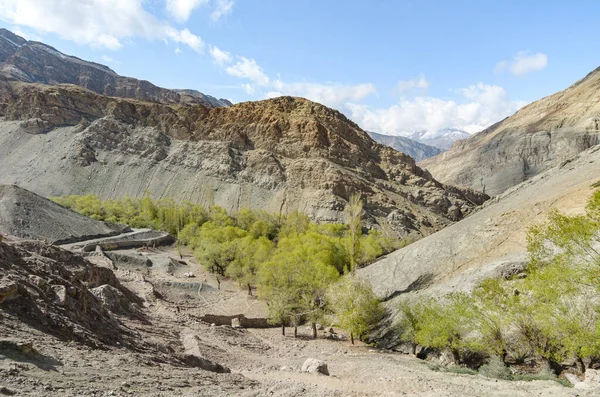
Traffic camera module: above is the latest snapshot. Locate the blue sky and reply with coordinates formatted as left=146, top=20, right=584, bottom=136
left=1, top=0, right=599, bottom=135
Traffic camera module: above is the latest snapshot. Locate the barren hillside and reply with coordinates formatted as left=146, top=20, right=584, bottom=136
left=420, top=66, right=600, bottom=196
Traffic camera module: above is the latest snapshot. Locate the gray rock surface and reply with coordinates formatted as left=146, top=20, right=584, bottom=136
left=0, top=185, right=129, bottom=244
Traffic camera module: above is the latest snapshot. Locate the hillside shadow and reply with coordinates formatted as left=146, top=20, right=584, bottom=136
left=381, top=272, right=435, bottom=303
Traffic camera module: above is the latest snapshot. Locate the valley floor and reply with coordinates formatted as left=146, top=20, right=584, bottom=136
left=0, top=244, right=588, bottom=397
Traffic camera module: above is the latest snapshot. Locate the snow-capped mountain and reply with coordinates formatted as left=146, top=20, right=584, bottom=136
left=407, top=128, right=471, bottom=150
left=367, top=131, right=441, bottom=161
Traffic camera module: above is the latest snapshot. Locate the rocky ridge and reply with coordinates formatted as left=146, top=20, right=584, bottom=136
left=0, top=79, right=487, bottom=237
left=420, top=67, right=600, bottom=196
left=367, top=131, right=442, bottom=161
left=0, top=28, right=229, bottom=108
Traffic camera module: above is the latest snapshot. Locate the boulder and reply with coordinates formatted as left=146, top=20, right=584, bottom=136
left=301, top=358, right=329, bottom=376
left=28, top=275, right=47, bottom=287
left=584, top=368, right=600, bottom=388
left=564, top=373, right=580, bottom=385
left=231, top=317, right=241, bottom=328
left=50, top=285, right=67, bottom=306
left=0, top=279, right=18, bottom=303
left=90, top=284, right=132, bottom=315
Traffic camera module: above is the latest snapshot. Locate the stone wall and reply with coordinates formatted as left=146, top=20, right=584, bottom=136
left=199, top=314, right=271, bottom=328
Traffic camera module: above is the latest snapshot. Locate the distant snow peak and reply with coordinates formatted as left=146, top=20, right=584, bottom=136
left=406, top=128, right=471, bottom=150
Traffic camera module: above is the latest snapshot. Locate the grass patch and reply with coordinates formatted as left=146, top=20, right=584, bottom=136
left=427, top=363, right=477, bottom=376
left=512, top=374, right=572, bottom=388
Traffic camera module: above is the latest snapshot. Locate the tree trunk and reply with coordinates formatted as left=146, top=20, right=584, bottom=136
left=216, top=277, right=221, bottom=290
left=247, top=284, right=252, bottom=296
left=350, top=332, right=355, bottom=345
left=411, top=343, right=417, bottom=355
left=576, top=356, right=586, bottom=374
left=294, top=323, right=298, bottom=338
left=312, top=322, right=317, bottom=339
left=281, top=323, right=285, bottom=336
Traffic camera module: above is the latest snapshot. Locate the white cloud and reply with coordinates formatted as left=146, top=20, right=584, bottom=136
left=175, top=47, right=182, bottom=54
left=495, top=51, right=548, bottom=76
left=270, top=80, right=376, bottom=108
left=100, top=55, right=120, bottom=64
left=347, top=83, right=527, bottom=135
left=0, top=0, right=204, bottom=52
left=397, top=74, right=430, bottom=92
left=209, top=45, right=232, bottom=65
left=166, top=0, right=208, bottom=23
left=225, top=57, right=269, bottom=85
left=165, top=27, right=204, bottom=53
left=211, top=0, right=234, bottom=21
left=242, top=83, right=255, bottom=95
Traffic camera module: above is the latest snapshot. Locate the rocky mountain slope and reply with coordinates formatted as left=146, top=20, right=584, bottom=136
left=367, top=131, right=441, bottom=161
left=0, top=28, right=230, bottom=108
left=0, top=78, right=487, bottom=238
left=420, top=67, right=600, bottom=196
left=359, top=144, right=600, bottom=302
left=0, top=184, right=129, bottom=244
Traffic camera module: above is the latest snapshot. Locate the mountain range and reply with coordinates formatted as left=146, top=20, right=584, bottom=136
left=367, top=131, right=442, bottom=161
left=0, top=29, right=487, bottom=239
left=0, top=28, right=231, bottom=108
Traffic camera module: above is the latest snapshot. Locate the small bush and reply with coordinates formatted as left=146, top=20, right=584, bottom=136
left=478, top=356, right=512, bottom=380
left=513, top=373, right=571, bottom=387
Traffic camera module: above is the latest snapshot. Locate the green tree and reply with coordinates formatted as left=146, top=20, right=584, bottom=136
left=327, top=275, right=384, bottom=344
left=345, top=192, right=363, bottom=273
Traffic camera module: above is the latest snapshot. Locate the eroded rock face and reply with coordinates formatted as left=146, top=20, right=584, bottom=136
left=0, top=80, right=488, bottom=238
left=0, top=240, right=142, bottom=348
left=420, top=66, right=600, bottom=196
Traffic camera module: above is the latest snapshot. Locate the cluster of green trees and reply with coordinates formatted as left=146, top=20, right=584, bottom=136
left=396, top=191, right=600, bottom=373
left=52, top=193, right=208, bottom=236
left=53, top=192, right=395, bottom=341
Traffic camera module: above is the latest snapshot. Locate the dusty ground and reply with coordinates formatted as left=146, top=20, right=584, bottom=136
left=0, top=241, right=592, bottom=397
left=0, top=243, right=590, bottom=397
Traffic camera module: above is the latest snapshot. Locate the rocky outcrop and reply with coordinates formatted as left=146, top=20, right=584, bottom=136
left=0, top=185, right=129, bottom=244
left=367, top=131, right=442, bottom=161
left=420, top=67, right=600, bottom=196
left=0, top=239, right=142, bottom=348
left=359, top=145, right=600, bottom=301
left=0, top=79, right=488, bottom=238
left=0, top=28, right=228, bottom=108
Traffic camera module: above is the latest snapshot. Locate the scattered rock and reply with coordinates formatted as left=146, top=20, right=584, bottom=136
left=301, top=358, right=329, bottom=376
left=584, top=368, right=600, bottom=388
left=574, top=382, right=590, bottom=390
left=50, top=285, right=67, bottom=306
left=183, top=272, right=195, bottom=278
left=564, top=373, right=580, bottom=385
left=231, top=317, right=241, bottom=328
left=0, top=386, right=16, bottom=396
left=28, top=274, right=47, bottom=287
left=0, top=278, right=18, bottom=303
